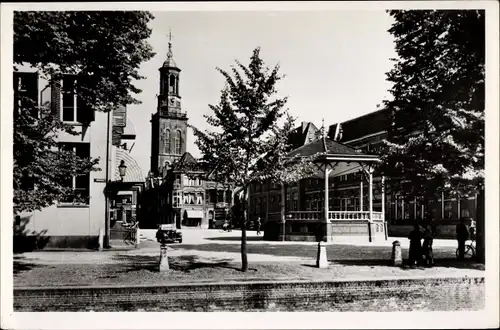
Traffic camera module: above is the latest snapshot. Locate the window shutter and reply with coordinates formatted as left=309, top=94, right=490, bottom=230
left=51, top=78, right=62, bottom=120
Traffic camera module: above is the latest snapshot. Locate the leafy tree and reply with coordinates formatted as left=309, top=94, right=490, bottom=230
left=382, top=10, right=485, bottom=261
left=13, top=11, right=155, bottom=214
left=382, top=10, right=484, bottom=201
left=191, top=47, right=307, bottom=271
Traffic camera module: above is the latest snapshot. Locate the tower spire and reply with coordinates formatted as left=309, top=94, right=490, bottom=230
left=167, top=29, right=173, bottom=58
left=162, top=29, right=178, bottom=68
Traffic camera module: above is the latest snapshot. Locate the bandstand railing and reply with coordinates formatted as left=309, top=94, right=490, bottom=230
left=267, top=211, right=384, bottom=222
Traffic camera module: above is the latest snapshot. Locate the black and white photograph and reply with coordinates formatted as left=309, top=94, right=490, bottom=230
left=1, top=1, right=498, bottom=329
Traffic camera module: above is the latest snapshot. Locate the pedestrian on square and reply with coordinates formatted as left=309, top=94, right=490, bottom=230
left=408, top=224, right=423, bottom=267
left=256, top=217, right=262, bottom=235
left=422, top=224, right=434, bottom=267
left=456, top=218, right=470, bottom=260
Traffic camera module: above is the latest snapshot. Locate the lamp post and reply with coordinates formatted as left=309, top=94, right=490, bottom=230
left=118, top=160, right=127, bottom=182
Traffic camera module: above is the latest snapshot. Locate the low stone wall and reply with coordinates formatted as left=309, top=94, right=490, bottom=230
left=389, top=224, right=458, bottom=239
left=14, top=277, right=485, bottom=312
left=13, top=235, right=99, bottom=251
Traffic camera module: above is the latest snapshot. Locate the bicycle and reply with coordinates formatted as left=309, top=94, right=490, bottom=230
left=456, top=239, right=476, bottom=259
left=122, top=218, right=139, bottom=245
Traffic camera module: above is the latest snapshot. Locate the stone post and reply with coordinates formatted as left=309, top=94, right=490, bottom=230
left=98, top=228, right=104, bottom=251
left=391, top=240, right=402, bottom=266
left=159, top=244, right=170, bottom=271
left=135, top=227, right=140, bottom=248
left=316, top=241, right=328, bottom=268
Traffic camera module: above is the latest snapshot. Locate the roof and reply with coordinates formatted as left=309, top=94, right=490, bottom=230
left=114, top=148, right=145, bottom=183
left=121, top=118, right=136, bottom=139
left=286, top=136, right=380, bottom=165
left=333, top=108, right=390, bottom=143
left=287, top=136, right=362, bottom=158
left=171, top=152, right=204, bottom=172
left=162, top=42, right=180, bottom=69
left=288, top=122, right=319, bottom=148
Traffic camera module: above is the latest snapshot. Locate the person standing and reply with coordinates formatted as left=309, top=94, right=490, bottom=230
left=256, top=217, right=262, bottom=235
left=456, top=218, right=470, bottom=260
left=408, top=224, right=423, bottom=267
left=422, top=224, right=434, bottom=267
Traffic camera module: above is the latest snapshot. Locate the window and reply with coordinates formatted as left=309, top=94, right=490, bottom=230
left=58, top=143, right=90, bottom=205
left=174, top=130, right=182, bottom=155
left=14, top=72, right=39, bottom=118
left=173, top=191, right=181, bottom=207
left=196, top=193, right=203, bottom=205
left=163, top=129, right=171, bottom=153
left=169, top=75, right=176, bottom=94
left=61, top=76, right=77, bottom=122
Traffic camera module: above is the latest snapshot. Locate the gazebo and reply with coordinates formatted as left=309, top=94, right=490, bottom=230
left=265, top=135, right=386, bottom=243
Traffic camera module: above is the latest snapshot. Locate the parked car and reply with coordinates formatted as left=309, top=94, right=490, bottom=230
left=156, top=223, right=182, bottom=244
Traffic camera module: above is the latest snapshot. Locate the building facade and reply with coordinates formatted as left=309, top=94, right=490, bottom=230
left=13, top=64, right=143, bottom=250
left=329, top=109, right=478, bottom=238
left=249, top=108, right=479, bottom=241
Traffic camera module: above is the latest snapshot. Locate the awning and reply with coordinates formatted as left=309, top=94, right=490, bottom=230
left=185, top=210, right=204, bottom=219
left=117, top=191, right=134, bottom=196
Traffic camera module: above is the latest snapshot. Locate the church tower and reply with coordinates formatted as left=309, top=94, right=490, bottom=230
left=150, top=32, right=188, bottom=176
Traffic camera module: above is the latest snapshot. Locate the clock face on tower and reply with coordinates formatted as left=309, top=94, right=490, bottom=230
left=168, top=96, right=181, bottom=108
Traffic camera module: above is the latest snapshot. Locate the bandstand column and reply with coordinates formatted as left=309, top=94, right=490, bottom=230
left=324, top=167, right=332, bottom=222
left=368, top=168, right=373, bottom=222
left=368, top=167, right=374, bottom=242
left=360, top=176, right=364, bottom=212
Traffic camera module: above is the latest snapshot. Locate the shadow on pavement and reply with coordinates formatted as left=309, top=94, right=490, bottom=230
left=205, top=236, right=264, bottom=242
left=331, top=258, right=484, bottom=270
left=13, top=255, right=45, bottom=275
left=111, top=254, right=248, bottom=273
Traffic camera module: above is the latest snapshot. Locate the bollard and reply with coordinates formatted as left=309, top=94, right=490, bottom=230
left=159, top=244, right=170, bottom=271
left=135, top=227, right=140, bottom=248
left=98, top=228, right=104, bottom=251
left=391, top=240, right=402, bottom=266
left=316, top=241, right=328, bottom=268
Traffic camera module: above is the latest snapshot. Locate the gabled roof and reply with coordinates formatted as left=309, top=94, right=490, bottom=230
left=171, top=152, right=204, bottom=172
left=288, top=121, right=319, bottom=149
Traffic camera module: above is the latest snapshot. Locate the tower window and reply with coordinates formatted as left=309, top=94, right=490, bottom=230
left=174, top=130, right=182, bottom=155
left=169, top=75, right=176, bottom=94
left=162, top=128, right=171, bottom=153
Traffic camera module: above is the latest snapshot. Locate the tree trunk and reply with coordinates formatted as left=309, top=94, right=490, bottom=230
left=475, top=188, right=485, bottom=264
left=281, top=182, right=286, bottom=242
left=241, top=186, right=248, bottom=272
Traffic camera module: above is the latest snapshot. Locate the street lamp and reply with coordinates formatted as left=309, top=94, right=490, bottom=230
left=118, top=160, right=127, bottom=181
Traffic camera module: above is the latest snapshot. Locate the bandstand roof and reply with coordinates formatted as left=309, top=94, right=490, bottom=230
left=287, top=137, right=381, bottom=178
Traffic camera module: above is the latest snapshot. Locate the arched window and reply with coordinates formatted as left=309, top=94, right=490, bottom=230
left=163, top=129, right=171, bottom=153
left=169, top=75, right=176, bottom=94
left=175, top=130, right=182, bottom=154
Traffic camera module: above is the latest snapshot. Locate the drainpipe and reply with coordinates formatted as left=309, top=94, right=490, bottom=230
left=104, top=110, right=111, bottom=248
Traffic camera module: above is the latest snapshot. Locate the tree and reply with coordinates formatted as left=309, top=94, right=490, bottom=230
left=13, top=11, right=155, bottom=214
left=382, top=10, right=484, bottom=201
left=191, top=47, right=295, bottom=271
left=381, top=10, right=485, bottom=261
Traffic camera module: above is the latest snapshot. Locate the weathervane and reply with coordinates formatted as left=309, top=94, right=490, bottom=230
left=167, top=29, right=173, bottom=56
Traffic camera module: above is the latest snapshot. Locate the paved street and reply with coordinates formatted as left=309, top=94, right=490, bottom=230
left=13, top=229, right=484, bottom=289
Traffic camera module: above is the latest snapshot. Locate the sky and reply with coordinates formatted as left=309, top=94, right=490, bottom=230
left=127, top=10, right=398, bottom=178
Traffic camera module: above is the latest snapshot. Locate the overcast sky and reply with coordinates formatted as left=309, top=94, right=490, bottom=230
left=127, top=10, right=397, bottom=177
